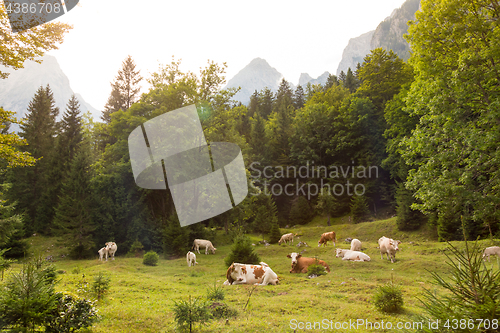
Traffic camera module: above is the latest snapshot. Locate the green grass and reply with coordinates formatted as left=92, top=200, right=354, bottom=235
left=3, top=217, right=500, bottom=332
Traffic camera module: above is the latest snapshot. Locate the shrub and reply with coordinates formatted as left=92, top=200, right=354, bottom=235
left=307, top=263, right=328, bottom=277
left=92, top=271, right=111, bottom=300
left=143, top=251, right=159, bottom=266
left=268, top=222, right=281, bottom=244
left=373, top=282, right=404, bottom=313
left=224, top=235, right=261, bottom=267
left=45, top=292, right=98, bottom=333
left=418, top=240, right=500, bottom=332
left=350, top=194, right=370, bottom=223
left=289, top=196, right=314, bottom=225
left=173, top=295, right=211, bottom=333
left=127, top=239, right=144, bottom=257
left=206, top=282, right=225, bottom=301
left=209, top=302, right=238, bottom=319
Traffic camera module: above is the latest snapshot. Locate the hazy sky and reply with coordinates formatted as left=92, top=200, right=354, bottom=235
left=47, top=0, right=408, bottom=111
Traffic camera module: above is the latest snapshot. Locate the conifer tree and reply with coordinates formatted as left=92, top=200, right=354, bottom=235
left=53, top=141, right=96, bottom=259
left=293, top=85, right=305, bottom=109
left=101, top=55, right=142, bottom=123
left=8, top=85, right=59, bottom=234
left=258, top=87, right=274, bottom=119
left=250, top=113, right=266, bottom=161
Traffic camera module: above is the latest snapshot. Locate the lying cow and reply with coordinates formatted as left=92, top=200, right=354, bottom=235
left=278, top=233, right=295, bottom=245
left=378, top=236, right=400, bottom=263
left=98, top=247, right=108, bottom=261
left=335, top=248, right=371, bottom=262
left=224, top=262, right=279, bottom=285
left=318, top=231, right=337, bottom=247
left=186, top=251, right=198, bottom=267
left=105, top=242, right=117, bottom=261
left=483, top=246, right=500, bottom=261
left=287, top=252, right=330, bottom=273
left=350, top=238, right=362, bottom=251
left=192, top=239, right=217, bottom=255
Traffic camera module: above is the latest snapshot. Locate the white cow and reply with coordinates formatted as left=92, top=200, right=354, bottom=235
left=350, top=238, right=362, bottom=251
left=186, top=251, right=198, bottom=267
left=105, top=242, right=117, bottom=261
left=192, top=239, right=216, bottom=255
left=98, top=247, right=108, bottom=261
left=378, top=236, right=400, bottom=263
left=483, top=246, right=500, bottom=261
left=278, top=233, right=295, bottom=245
left=336, top=248, right=371, bottom=261
left=224, top=262, right=279, bottom=285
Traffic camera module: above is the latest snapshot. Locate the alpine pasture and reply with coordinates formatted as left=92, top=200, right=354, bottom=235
left=5, top=216, right=498, bottom=333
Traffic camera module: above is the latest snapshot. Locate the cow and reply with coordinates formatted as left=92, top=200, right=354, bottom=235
left=483, top=246, right=500, bottom=262
left=345, top=237, right=353, bottom=243
left=186, top=251, right=198, bottom=267
left=192, top=239, right=217, bottom=255
left=287, top=252, right=330, bottom=273
left=378, top=236, right=400, bottom=263
left=335, top=248, right=371, bottom=261
left=224, top=262, right=279, bottom=285
left=318, top=231, right=336, bottom=247
left=350, top=238, right=362, bottom=251
left=278, top=233, right=295, bottom=245
left=105, top=242, right=117, bottom=261
left=98, top=247, right=108, bottom=261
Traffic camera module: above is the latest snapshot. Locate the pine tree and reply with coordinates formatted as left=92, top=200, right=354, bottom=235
left=324, top=74, right=338, bottom=90
left=344, top=68, right=359, bottom=93
left=250, top=114, right=266, bottom=161
left=293, top=85, right=305, bottom=109
left=53, top=141, right=96, bottom=259
left=8, top=85, right=59, bottom=234
left=101, top=55, right=142, bottom=123
left=258, top=87, right=274, bottom=119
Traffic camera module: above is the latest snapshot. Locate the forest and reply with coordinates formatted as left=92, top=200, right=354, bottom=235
left=1, top=0, right=500, bottom=261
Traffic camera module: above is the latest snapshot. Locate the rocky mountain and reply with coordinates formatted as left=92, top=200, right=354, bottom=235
left=336, top=0, right=420, bottom=75
left=0, top=55, right=100, bottom=124
left=225, top=58, right=331, bottom=104
left=225, top=58, right=283, bottom=105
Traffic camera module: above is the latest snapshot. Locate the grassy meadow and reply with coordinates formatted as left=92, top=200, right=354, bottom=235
left=5, top=216, right=500, bottom=333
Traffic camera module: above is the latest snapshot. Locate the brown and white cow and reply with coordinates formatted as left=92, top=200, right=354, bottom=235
left=318, top=231, right=336, bottom=247
left=105, top=242, right=117, bottom=261
left=483, top=246, right=500, bottom=261
left=350, top=238, right=362, bottom=251
left=186, top=251, right=198, bottom=267
left=378, top=236, right=400, bottom=263
left=335, top=248, right=371, bottom=261
left=278, top=233, right=295, bottom=245
left=224, top=262, right=279, bottom=285
left=287, top=252, right=330, bottom=273
left=98, top=247, right=108, bottom=261
left=192, top=239, right=217, bottom=255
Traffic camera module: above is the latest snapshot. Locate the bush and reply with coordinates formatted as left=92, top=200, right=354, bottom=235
left=92, top=271, right=111, bottom=300
left=45, top=292, right=98, bottom=333
left=350, top=194, right=370, bottom=223
left=418, top=241, right=500, bottom=332
left=127, top=239, right=144, bottom=257
left=289, top=196, right=314, bottom=225
left=206, top=282, right=225, bottom=301
left=173, top=295, right=211, bottom=333
left=143, top=251, right=159, bottom=266
left=307, top=263, right=328, bottom=277
left=209, top=302, right=238, bottom=319
left=268, top=222, right=281, bottom=244
left=224, top=235, right=261, bottom=267
left=373, top=282, right=404, bottom=313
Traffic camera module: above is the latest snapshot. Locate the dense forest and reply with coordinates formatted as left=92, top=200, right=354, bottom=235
left=1, top=0, right=500, bottom=259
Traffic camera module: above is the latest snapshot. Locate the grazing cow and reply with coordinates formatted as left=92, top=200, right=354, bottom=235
left=350, top=238, right=362, bottom=251
left=318, top=231, right=337, bottom=247
left=224, top=262, right=279, bottom=285
left=483, top=246, right=500, bottom=261
left=378, top=236, right=400, bottom=263
left=192, top=239, right=217, bottom=255
left=186, top=251, right=198, bottom=267
left=335, top=248, right=371, bottom=261
left=105, top=242, right=117, bottom=261
left=287, top=252, right=330, bottom=273
left=278, top=233, right=295, bottom=245
left=98, top=247, right=108, bottom=261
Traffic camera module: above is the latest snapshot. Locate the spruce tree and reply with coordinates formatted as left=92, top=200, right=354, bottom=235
left=293, top=85, right=305, bottom=109
left=101, top=55, right=142, bottom=123
left=8, top=85, right=59, bottom=234
left=53, top=141, right=96, bottom=259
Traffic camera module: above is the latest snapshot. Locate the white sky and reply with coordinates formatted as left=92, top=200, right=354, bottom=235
left=46, top=0, right=408, bottom=111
